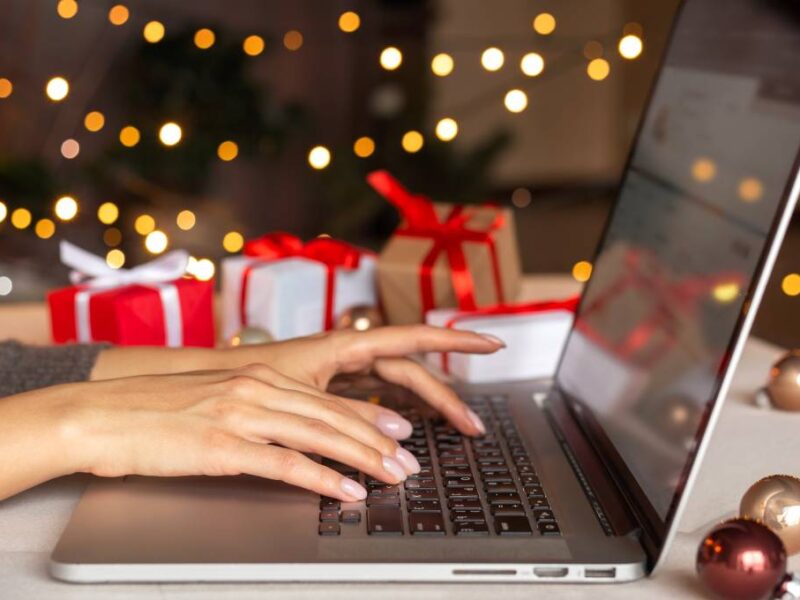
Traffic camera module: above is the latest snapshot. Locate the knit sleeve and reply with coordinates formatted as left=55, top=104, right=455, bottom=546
left=0, top=341, right=109, bottom=397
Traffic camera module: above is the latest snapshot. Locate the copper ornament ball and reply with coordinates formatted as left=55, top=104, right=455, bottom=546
left=741, top=475, right=800, bottom=555
left=336, top=305, right=383, bottom=331
left=761, top=351, right=800, bottom=411
left=229, top=326, right=274, bottom=347
left=696, top=518, right=787, bottom=600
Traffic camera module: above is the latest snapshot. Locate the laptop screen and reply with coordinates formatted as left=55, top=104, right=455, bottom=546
left=555, top=0, right=800, bottom=526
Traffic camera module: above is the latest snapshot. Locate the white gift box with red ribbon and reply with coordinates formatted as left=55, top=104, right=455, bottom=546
left=425, top=297, right=579, bottom=383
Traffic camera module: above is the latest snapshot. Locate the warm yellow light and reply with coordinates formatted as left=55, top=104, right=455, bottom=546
left=712, top=282, right=740, bottom=303
left=10, top=208, right=31, bottom=229
left=308, top=145, right=331, bottom=170
left=618, top=34, right=643, bottom=60
left=504, top=89, right=528, bottom=113
left=54, top=195, right=78, bottom=221
left=283, top=30, right=303, bottom=51
left=0, top=78, right=12, bottom=99
left=106, top=249, right=126, bottom=269
left=46, top=77, right=69, bottom=102
left=480, top=47, right=504, bottom=72
left=103, top=227, right=122, bottom=247
left=57, top=0, right=78, bottom=19
left=520, top=52, right=545, bottom=77
left=0, top=201, right=6, bottom=222
left=84, top=111, right=105, bottom=132
left=158, top=122, right=182, bottom=146
left=738, top=177, right=764, bottom=203
left=380, top=46, right=403, bottom=70
left=691, top=157, right=717, bottom=182
left=401, top=130, right=424, bottom=153
left=145, top=230, right=169, bottom=254
left=572, top=260, right=593, bottom=283
left=435, top=117, right=458, bottom=142
left=176, top=210, right=196, bottom=231
left=119, top=125, right=140, bottom=147
left=338, top=11, right=361, bottom=33
left=192, top=258, right=216, bottom=281
left=533, top=13, right=556, bottom=35
left=108, top=4, right=129, bottom=26
left=243, top=34, right=265, bottom=56
left=587, top=58, right=610, bottom=81
left=60, top=139, right=80, bottom=159
left=194, top=28, right=215, bottom=49
left=223, top=231, right=245, bottom=253
left=217, top=140, right=239, bottom=161
left=35, top=218, right=56, bottom=240
left=431, top=53, right=454, bottom=77
left=97, top=202, right=119, bottom=225
left=143, top=21, right=165, bottom=43
left=783, top=273, right=800, bottom=297
left=134, top=214, right=156, bottom=235
left=353, top=136, right=375, bottom=158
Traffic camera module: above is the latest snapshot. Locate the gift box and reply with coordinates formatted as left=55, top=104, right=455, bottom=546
left=368, top=170, right=521, bottom=325
left=48, top=241, right=215, bottom=347
left=221, top=232, right=378, bottom=341
left=425, top=297, right=579, bottom=383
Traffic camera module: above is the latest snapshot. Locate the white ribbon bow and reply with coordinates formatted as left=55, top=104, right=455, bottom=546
left=60, top=241, right=190, bottom=347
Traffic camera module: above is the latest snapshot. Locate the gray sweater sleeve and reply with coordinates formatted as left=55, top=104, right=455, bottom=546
left=0, top=341, right=108, bottom=397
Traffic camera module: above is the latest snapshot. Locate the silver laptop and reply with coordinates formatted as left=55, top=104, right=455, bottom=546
left=50, top=0, right=800, bottom=584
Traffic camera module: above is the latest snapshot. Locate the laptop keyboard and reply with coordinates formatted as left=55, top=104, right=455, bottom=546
left=317, top=395, right=560, bottom=538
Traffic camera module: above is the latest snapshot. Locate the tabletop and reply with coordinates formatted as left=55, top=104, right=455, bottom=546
left=0, top=276, right=797, bottom=599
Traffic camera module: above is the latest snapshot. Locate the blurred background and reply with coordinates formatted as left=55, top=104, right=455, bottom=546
left=0, top=0, right=797, bottom=346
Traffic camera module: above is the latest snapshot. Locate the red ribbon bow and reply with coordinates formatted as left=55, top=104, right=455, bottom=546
left=240, top=232, right=365, bottom=330
left=367, top=170, right=505, bottom=320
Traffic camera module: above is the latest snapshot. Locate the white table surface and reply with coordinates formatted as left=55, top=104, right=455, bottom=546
left=0, top=276, right=797, bottom=599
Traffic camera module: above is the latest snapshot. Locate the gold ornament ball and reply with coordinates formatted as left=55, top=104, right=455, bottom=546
left=336, top=305, right=383, bottom=331
left=740, top=474, right=800, bottom=555
left=229, top=326, right=273, bottom=346
left=760, top=351, right=800, bottom=411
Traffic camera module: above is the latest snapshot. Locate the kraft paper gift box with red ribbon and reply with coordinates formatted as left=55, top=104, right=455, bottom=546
left=425, top=297, right=579, bottom=383
left=367, top=170, right=521, bottom=325
left=221, top=232, right=378, bottom=342
left=48, top=241, right=215, bottom=347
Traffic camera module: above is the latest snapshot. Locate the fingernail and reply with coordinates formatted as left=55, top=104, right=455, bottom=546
left=382, top=456, right=407, bottom=481
left=479, top=333, right=506, bottom=347
left=339, top=478, right=367, bottom=501
left=395, top=447, right=421, bottom=474
left=376, top=413, right=413, bottom=440
left=465, top=407, right=487, bottom=435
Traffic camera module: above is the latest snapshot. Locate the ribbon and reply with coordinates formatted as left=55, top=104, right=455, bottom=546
left=60, top=240, right=189, bottom=347
left=367, top=170, right=505, bottom=320
left=239, top=233, right=366, bottom=331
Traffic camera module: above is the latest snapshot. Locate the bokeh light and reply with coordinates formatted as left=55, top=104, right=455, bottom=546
left=587, top=58, right=610, bottom=81
left=533, top=13, right=557, bottom=35
left=712, top=282, right=740, bottom=303
left=783, top=274, right=800, bottom=297
left=353, top=136, right=375, bottom=158
left=106, top=249, right=126, bottom=269
left=504, top=89, right=528, bottom=113
left=618, top=34, right=643, bottom=59
left=145, top=230, right=169, bottom=254
left=401, top=130, right=424, bottom=153
left=108, top=5, right=129, bottom=26
left=176, top=210, right=196, bottom=231
left=520, top=52, right=545, bottom=77
left=431, top=53, right=454, bottom=77
left=194, top=28, right=215, bottom=49
left=46, top=76, right=69, bottom=102
left=0, top=78, right=12, bottom=99
left=435, top=117, right=458, bottom=142
left=223, top=231, right=245, bottom=253
left=217, top=140, right=239, bottom=161
left=0, top=277, right=13, bottom=296
left=308, top=145, right=331, bottom=169
left=134, top=214, right=156, bottom=235
left=283, top=30, right=303, bottom=51
left=0, top=201, right=6, bottom=222
left=60, top=139, right=80, bottom=159
left=97, top=202, right=119, bottom=225
left=583, top=41, right=604, bottom=60
left=11, top=208, right=32, bottom=229
left=380, top=47, right=403, bottom=70
left=481, top=47, right=504, bottom=71
left=57, top=0, right=78, bottom=19
left=119, top=125, right=140, bottom=147
left=35, top=218, right=56, bottom=240
left=511, top=188, right=532, bottom=208
left=338, top=11, right=361, bottom=33
left=572, top=260, right=593, bottom=282
left=738, top=177, right=764, bottom=202
left=243, top=35, right=264, bottom=56
left=189, top=257, right=216, bottom=281
left=104, top=227, right=122, bottom=247
left=84, top=111, right=105, bottom=132
left=54, top=195, right=78, bottom=221
left=143, top=21, right=165, bottom=43
left=691, top=157, right=717, bottom=182
left=158, top=122, right=182, bottom=146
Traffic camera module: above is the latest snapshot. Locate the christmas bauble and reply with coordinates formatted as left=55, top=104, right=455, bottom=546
left=696, top=518, right=787, bottom=600
left=336, top=305, right=383, bottom=332
left=741, top=475, right=800, bottom=555
left=759, top=351, right=800, bottom=411
left=229, top=326, right=274, bottom=346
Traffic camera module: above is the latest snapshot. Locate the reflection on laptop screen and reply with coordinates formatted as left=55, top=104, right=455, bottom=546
left=556, top=0, right=800, bottom=521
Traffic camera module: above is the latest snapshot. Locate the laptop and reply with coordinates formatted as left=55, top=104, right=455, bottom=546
left=50, top=0, right=800, bottom=583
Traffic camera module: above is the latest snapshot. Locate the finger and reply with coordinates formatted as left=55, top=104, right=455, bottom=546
left=373, top=357, right=486, bottom=436
left=338, top=399, right=415, bottom=440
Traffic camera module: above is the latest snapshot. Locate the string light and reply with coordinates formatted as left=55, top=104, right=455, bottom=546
left=691, top=157, right=717, bottom=182
left=520, top=52, right=545, bottom=77
left=192, top=258, right=216, bottom=281
left=57, top=0, right=78, bottom=19
left=106, top=249, right=125, bottom=269
left=308, top=145, right=331, bottom=170
left=783, top=273, right=800, bottom=297
left=0, top=201, right=6, bottom=222
left=143, top=21, right=165, bottom=43
left=134, top=214, right=156, bottom=235
left=618, top=34, right=643, bottom=59
left=145, top=230, right=168, bottom=254
left=431, top=53, right=454, bottom=77
left=0, top=277, right=12, bottom=296
left=108, top=4, right=129, bottom=26
left=401, top=130, right=424, bottom=153
left=103, top=227, right=122, bottom=247
left=119, top=125, right=140, bottom=147
left=60, top=139, right=80, bottom=159
left=353, top=136, right=375, bottom=158
left=712, top=282, right=740, bottom=303
left=587, top=58, right=610, bottom=81
left=35, top=218, right=56, bottom=240
left=338, top=11, right=361, bottom=33
left=217, top=140, right=238, bottom=161
left=533, top=13, right=557, bottom=35
left=504, top=89, right=528, bottom=113
left=572, top=260, right=593, bottom=282
left=480, top=47, right=504, bottom=71
left=194, top=28, right=215, bottom=49
left=738, top=177, right=764, bottom=202
left=435, top=117, right=458, bottom=142
left=0, top=78, right=12, bottom=99
left=54, top=195, right=78, bottom=221
left=223, top=231, right=244, bottom=253
left=176, top=210, right=196, bottom=230
left=45, top=76, right=69, bottom=102
left=11, top=208, right=32, bottom=229
left=97, top=202, right=119, bottom=225
left=84, top=111, right=105, bottom=132
left=158, top=122, right=182, bottom=146
left=243, top=35, right=264, bottom=56
left=283, top=30, right=303, bottom=51
left=380, top=47, right=403, bottom=70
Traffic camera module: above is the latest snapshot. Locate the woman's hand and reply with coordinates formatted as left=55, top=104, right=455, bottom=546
left=0, top=364, right=425, bottom=502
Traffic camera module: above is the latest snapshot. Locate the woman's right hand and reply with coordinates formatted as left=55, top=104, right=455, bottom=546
left=0, top=364, right=421, bottom=502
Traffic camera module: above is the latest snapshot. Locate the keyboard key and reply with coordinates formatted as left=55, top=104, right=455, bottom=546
left=517, top=465, right=536, bottom=475
left=482, top=474, right=513, bottom=484
left=439, top=450, right=467, bottom=459
left=341, top=510, right=361, bottom=524
left=409, top=447, right=431, bottom=458
left=445, top=476, right=476, bottom=489
left=443, top=467, right=471, bottom=478
left=490, top=503, right=526, bottom=516
left=320, top=498, right=340, bottom=510
left=450, top=510, right=486, bottom=524
left=320, top=510, right=339, bottom=522
left=369, top=485, right=400, bottom=497
left=484, top=482, right=517, bottom=494
left=520, top=474, right=541, bottom=485
left=408, top=466, right=434, bottom=479
left=447, top=499, right=482, bottom=510
left=367, top=508, right=404, bottom=535
left=405, top=479, right=436, bottom=490
left=488, top=492, right=521, bottom=504
left=529, top=497, right=550, bottom=510
left=319, top=522, right=341, bottom=536
left=408, top=500, right=442, bottom=512
left=440, top=457, right=468, bottom=466
left=445, top=486, right=479, bottom=499
left=474, top=450, right=503, bottom=459
left=366, top=496, right=400, bottom=507
left=409, top=512, right=446, bottom=536
left=524, top=484, right=545, bottom=498
left=514, top=456, right=532, bottom=466
left=479, top=466, right=510, bottom=476
left=406, top=489, right=439, bottom=501
left=538, top=521, right=561, bottom=536
left=533, top=509, right=556, bottom=523
left=494, top=516, right=533, bottom=536
left=476, top=456, right=505, bottom=465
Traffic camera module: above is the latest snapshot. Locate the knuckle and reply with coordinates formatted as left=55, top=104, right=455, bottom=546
left=305, top=418, right=337, bottom=436
left=223, top=374, right=260, bottom=398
